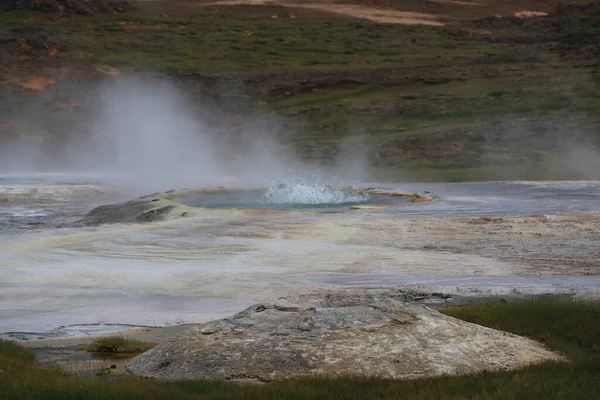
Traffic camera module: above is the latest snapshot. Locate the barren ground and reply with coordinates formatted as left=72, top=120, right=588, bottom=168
left=204, top=0, right=443, bottom=25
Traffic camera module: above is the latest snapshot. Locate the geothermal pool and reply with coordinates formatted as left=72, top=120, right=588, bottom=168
left=1, top=174, right=600, bottom=339
left=179, top=180, right=374, bottom=210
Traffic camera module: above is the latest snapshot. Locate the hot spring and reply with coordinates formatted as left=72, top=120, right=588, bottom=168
left=2, top=175, right=600, bottom=339
left=178, top=179, right=394, bottom=210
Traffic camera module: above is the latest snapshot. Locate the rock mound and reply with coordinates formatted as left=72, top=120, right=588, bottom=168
left=126, top=290, right=562, bottom=382
left=82, top=191, right=241, bottom=225
left=2, top=0, right=133, bottom=15
left=83, top=195, right=186, bottom=225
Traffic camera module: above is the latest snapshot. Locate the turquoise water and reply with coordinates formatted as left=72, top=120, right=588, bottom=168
left=179, top=178, right=382, bottom=209
left=179, top=189, right=381, bottom=210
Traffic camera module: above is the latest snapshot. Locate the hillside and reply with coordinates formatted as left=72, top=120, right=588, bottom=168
left=1, top=0, right=599, bottom=180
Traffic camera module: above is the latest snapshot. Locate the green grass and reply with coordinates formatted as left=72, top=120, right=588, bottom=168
left=86, top=337, right=157, bottom=354
left=441, top=297, right=600, bottom=362
left=2, top=7, right=464, bottom=73
left=1, top=297, right=599, bottom=399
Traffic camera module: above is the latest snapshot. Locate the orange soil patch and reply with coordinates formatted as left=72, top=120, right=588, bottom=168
left=2, top=75, right=56, bottom=91
left=11, top=55, right=31, bottom=61
left=17, top=38, right=31, bottom=50
left=25, top=15, right=72, bottom=23
left=514, top=10, right=548, bottom=18
left=95, top=65, right=120, bottom=76
left=0, top=123, right=20, bottom=133
left=207, top=0, right=443, bottom=25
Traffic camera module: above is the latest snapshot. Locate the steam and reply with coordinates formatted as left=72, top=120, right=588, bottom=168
left=87, top=77, right=222, bottom=191
left=4, top=74, right=597, bottom=189
left=560, top=140, right=600, bottom=181
left=263, top=177, right=369, bottom=205
left=476, top=116, right=600, bottom=181
left=332, top=133, right=371, bottom=183
left=1, top=75, right=371, bottom=195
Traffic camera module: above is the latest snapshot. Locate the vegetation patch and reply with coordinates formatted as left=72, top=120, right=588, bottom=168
left=440, top=296, right=600, bottom=361
left=0, top=2, right=599, bottom=180
left=86, top=336, right=156, bottom=354
left=0, top=297, right=599, bottom=399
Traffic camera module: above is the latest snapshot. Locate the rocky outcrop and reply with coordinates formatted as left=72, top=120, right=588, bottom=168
left=125, top=290, right=562, bottom=382
left=82, top=191, right=241, bottom=225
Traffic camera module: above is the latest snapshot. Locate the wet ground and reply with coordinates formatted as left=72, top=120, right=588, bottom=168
left=1, top=174, right=599, bottom=340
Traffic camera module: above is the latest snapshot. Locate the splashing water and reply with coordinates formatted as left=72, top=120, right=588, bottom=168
left=263, top=178, right=369, bottom=205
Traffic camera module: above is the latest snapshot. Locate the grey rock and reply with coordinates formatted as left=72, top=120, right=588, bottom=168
left=82, top=190, right=241, bottom=226
left=125, top=290, right=562, bottom=382
left=82, top=196, right=182, bottom=225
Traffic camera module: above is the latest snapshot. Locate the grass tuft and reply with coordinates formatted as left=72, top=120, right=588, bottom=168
left=440, top=296, right=600, bottom=361
left=86, top=336, right=157, bottom=354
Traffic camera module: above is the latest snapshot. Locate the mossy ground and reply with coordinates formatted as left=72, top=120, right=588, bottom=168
left=1, top=297, right=599, bottom=399
left=86, top=337, right=157, bottom=354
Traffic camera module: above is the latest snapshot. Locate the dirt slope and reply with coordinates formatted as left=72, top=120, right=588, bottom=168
left=206, top=0, right=443, bottom=25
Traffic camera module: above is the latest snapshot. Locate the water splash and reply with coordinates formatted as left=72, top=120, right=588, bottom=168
left=263, top=178, right=369, bottom=205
